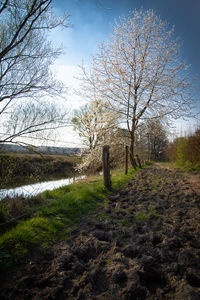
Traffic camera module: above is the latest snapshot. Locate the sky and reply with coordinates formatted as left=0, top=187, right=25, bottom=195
left=51, top=0, right=200, bottom=146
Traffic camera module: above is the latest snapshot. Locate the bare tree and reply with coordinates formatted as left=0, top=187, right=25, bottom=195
left=79, top=9, right=197, bottom=168
left=136, top=119, right=168, bottom=161
left=1, top=100, right=70, bottom=146
left=0, top=0, right=70, bottom=144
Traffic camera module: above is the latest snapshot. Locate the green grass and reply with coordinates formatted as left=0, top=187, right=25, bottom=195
left=176, top=161, right=200, bottom=172
left=135, top=211, right=149, bottom=221
left=161, top=161, right=200, bottom=172
left=120, top=219, right=130, bottom=226
left=0, top=167, right=139, bottom=273
left=134, top=210, right=163, bottom=221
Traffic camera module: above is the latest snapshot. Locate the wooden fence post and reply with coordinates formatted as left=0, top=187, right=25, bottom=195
left=102, top=145, right=111, bottom=189
left=125, top=145, right=129, bottom=175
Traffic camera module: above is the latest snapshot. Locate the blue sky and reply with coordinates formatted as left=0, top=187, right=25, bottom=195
left=51, top=0, right=200, bottom=142
left=54, top=0, right=200, bottom=73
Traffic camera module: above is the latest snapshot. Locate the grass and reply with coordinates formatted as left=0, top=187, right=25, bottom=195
left=120, top=219, right=130, bottom=226
left=134, top=210, right=163, bottom=221
left=0, top=166, right=139, bottom=273
left=161, top=161, right=200, bottom=173
left=135, top=211, right=149, bottom=221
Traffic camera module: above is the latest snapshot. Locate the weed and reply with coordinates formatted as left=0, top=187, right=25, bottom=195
left=144, top=161, right=153, bottom=166
left=106, top=258, right=112, bottom=265
left=134, top=210, right=163, bottom=221
left=151, top=184, right=156, bottom=190
left=97, top=212, right=109, bottom=221
left=135, top=211, right=149, bottom=221
left=148, top=210, right=163, bottom=218
left=120, top=219, right=130, bottom=226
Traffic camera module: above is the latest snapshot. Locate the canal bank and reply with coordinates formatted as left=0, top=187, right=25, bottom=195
left=0, top=152, right=80, bottom=189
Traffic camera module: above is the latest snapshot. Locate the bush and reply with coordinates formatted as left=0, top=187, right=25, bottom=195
left=165, top=138, right=179, bottom=162
left=165, top=129, right=200, bottom=170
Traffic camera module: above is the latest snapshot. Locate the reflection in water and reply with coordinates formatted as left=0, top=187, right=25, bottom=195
left=0, top=176, right=86, bottom=200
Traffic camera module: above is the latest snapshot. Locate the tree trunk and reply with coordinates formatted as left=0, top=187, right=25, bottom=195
left=136, top=154, right=142, bottom=168
left=125, top=145, right=129, bottom=175
left=102, top=145, right=111, bottom=189
left=129, top=135, right=137, bottom=169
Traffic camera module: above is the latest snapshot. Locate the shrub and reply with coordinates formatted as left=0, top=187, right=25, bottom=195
left=165, top=129, right=200, bottom=170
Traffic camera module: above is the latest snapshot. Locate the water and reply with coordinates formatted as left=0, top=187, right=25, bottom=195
left=0, top=176, right=86, bottom=200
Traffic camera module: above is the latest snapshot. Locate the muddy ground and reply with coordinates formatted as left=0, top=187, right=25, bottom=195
left=0, top=165, right=200, bottom=299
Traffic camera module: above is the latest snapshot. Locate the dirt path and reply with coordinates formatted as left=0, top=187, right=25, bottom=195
left=1, top=165, right=200, bottom=299
left=155, top=162, right=200, bottom=195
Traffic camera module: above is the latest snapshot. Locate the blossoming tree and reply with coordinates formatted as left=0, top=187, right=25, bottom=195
left=79, top=9, right=196, bottom=168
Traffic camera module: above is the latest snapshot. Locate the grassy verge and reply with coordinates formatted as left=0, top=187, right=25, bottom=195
left=160, top=161, right=200, bottom=172
left=0, top=167, right=140, bottom=273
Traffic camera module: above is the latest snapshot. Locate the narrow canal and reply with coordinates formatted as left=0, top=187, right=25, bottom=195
left=0, top=175, right=86, bottom=200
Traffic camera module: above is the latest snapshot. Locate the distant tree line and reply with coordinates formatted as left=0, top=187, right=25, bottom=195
left=0, top=143, right=80, bottom=156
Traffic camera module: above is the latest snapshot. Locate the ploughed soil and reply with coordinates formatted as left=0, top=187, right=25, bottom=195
left=1, top=165, right=200, bottom=299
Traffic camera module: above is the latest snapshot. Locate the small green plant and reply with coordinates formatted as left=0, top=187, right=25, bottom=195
left=134, top=210, right=163, bottom=221
left=148, top=210, right=163, bottom=219
left=97, top=212, right=109, bottom=221
left=106, top=258, right=112, bottom=265
left=144, top=161, right=153, bottom=166
left=120, top=219, right=130, bottom=226
left=135, top=211, right=149, bottom=221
